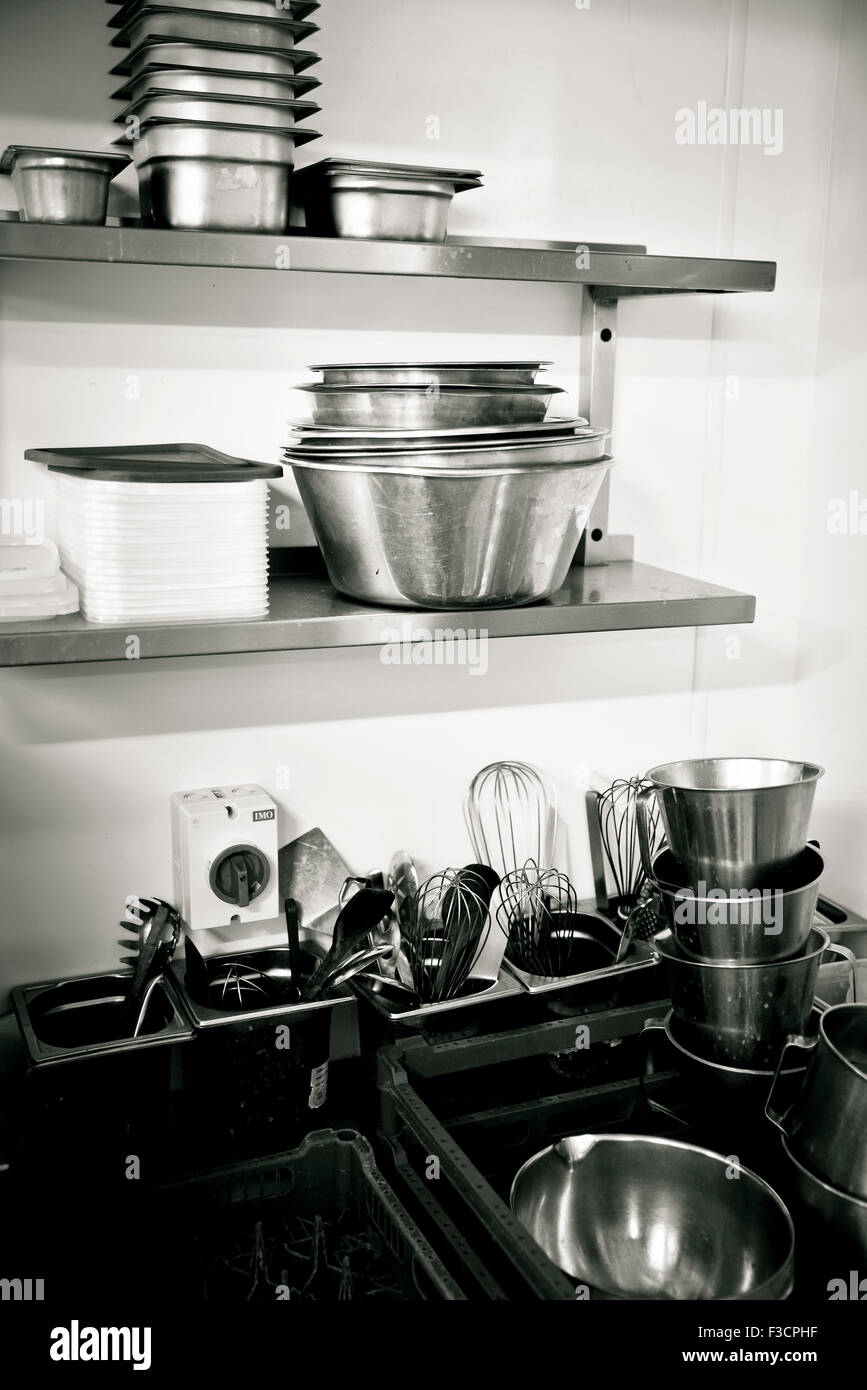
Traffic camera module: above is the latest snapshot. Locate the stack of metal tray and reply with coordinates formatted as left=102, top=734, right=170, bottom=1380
left=106, top=0, right=323, bottom=231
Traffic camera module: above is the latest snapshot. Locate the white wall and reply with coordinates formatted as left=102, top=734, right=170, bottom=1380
left=0, top=0, right=861, bottom=997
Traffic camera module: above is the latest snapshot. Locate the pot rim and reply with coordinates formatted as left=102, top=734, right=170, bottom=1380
left=659, top=1009, right=817, bottom=1078
left=818, top=1003, right=867, bottom=1084
left=654, top=924, right=829, bottom=970
left=511, top=1131, right=795, bottom=1300
left=651, top=844, right=825, bottom=901
left=646, top=756, right=825, bottom=792
left=289, top=456, right=612, bottom=479
left=782, top=1133, right=867, bottom=1208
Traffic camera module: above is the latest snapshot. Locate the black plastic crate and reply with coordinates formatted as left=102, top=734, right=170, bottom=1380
left=152, top=1127, right=465, bottom=1300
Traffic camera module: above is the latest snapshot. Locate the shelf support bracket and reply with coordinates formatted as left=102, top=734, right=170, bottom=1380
left=575, top=291, right=632, bottom=566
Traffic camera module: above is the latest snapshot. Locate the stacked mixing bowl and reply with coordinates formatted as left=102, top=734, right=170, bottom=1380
left=642, top=758, right=833, bottom=1071
left=106, top=1, right=323, bottom=231
left=284, top=361, right=612, bottom=609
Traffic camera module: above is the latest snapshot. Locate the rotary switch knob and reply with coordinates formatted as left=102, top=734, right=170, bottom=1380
left=209, top=843, right=271, bottom=908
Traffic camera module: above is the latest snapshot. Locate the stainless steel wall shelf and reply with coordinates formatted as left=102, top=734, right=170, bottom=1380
left=0, top=561, right=755, bottom=668
left=0, top=223, right=776, bottom=297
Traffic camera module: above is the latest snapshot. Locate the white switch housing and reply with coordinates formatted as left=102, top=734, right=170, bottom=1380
left=171, top=783, right=279, bottom=933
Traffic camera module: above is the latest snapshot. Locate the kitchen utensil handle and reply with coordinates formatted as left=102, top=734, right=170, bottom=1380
left=764, top=1031, right=816, bottom=1133
left=635, top=786, right=661, bottom=887
left=584, top=789, right=609, bottom=912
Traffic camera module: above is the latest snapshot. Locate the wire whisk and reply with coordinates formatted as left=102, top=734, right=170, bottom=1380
left=464, top=761, right=558, bottom=879
left=594, top=776, right=665, bottom=919
left=403, top=868, right=491, bottom=1004
left=496, top=862, right=579, bottom=978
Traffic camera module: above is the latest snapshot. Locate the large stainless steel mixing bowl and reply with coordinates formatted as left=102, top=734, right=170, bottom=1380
left=510, top=1133, right=794, bottom=1300
left=285, top=431, right=609, bottom=469
left=290, top=456, right=609, bottom=608
left=650, top=844, right=823, bottom=963
left=654, top=924, right=831, bottom=1069
left=636, top=757, right=823, bottom=892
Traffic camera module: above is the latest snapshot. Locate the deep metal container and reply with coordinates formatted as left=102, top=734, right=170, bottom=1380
left=636, top=757, right=823, bottom=892
left=117, top=38, right=320, bottom=78
left=291, top=456, right=609, bottom=609
left=295, top=382, right=562, bottom=429
left=117, top=120, right=318, bottom=231
left=109, top=0, right=319, bottom=19
left=650, top=844, right=822, bottom=964
left=114, top=66, right=321, bottom=102
left=293, top=159, right=482, bottom=242
left=0, top=147, right=130, bottom=225
left=118, top=91, right=319, bottom=128
left=112, top=7, right=319, bottom=52
left=766, top=1002, right=867, bottom=1200
left=653, top=924, right=832, bottom=1068
left=510, top=1133, right=794, bottom=1300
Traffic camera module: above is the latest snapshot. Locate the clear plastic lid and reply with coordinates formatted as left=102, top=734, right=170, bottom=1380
left=0, top=538, right=60, bottom=582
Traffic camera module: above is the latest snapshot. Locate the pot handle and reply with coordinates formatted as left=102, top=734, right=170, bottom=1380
left=636, top=786, right=662, bottom=888
left=764, top=1031, right=816, bottom=1133
left=817, top=941, right=858, bottom=1008
left=637, top=1014, right=685, bottom=1125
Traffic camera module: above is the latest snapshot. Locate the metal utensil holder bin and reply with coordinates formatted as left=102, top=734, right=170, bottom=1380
left=169, top=946, right=355, bottom=1155
left=11, top=969, right=194, bottom=1173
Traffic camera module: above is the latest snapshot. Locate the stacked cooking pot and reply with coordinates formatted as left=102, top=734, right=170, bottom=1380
left=285, top=361, right=611, bottom=609
left=106, top=0, right=323, bottom=231
left=642, top=757, right=832, bottom=1073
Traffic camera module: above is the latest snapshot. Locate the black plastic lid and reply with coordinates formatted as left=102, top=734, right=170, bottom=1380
left=25, top=443, right=284, bottom=483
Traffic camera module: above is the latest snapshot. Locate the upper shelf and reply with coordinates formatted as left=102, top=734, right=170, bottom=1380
left=0, top=222, right=776, bottom=297
left=0, top=560, right=755, bottom=668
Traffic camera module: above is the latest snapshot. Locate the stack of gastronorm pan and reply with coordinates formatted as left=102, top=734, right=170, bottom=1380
left=284, top=362, right=612, bottom=610
left=106, top=1, right=323, bottom=231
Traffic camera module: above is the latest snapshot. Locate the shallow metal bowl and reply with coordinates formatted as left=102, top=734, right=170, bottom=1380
left=511, top=1133, right=794, bottom=1300
left=291, top=456, right=609, bottom=609
left=291, top=416, right=589, bottom=447
left=308, top=361, right=552, bottom=386
left=295, top=383, right=563, bottom=429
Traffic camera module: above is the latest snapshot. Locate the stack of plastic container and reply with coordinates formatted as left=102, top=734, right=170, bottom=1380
left=0, top=539, right=79, bottom=621
left=25, top=444, right=282, bottom=625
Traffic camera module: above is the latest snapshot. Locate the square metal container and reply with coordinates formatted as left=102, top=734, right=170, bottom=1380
left=293, top=159, right=483, bottom=243
left=0, top=146, right=130, bottom=225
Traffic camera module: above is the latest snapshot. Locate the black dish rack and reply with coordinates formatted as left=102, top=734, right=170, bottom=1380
left=375, top=999, right=846, bottom=1301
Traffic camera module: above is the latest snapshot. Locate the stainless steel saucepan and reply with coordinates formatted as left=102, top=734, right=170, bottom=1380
left=648, top=844, right=823, bottom=964
left=636, top=757, right=823, bottom=892
left=766, top=1002, right=867, bottom=1199
left=653, top=924, right=836, bottom=1068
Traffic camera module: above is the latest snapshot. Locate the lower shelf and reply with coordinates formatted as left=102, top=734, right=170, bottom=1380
left=0, top=561, right=755, bottom=667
